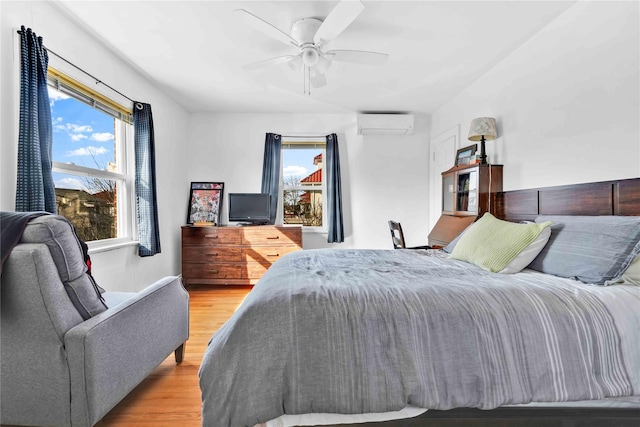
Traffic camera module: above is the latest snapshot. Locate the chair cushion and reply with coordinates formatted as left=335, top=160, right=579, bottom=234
left=21, top=215, right=107, bottom=319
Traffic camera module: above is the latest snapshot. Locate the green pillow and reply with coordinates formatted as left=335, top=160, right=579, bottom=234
left=449, top=213, right=552, bottom=273
left=621, top=255, right=640, bottom=285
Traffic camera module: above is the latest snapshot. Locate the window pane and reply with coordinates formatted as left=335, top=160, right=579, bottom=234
left=54, top=172, right=117, bottom=241
left=282, top=146, right=324, bottom=227
left=284, top=189, right=323, bottom=226
left=49, top=86, right=117, bottom=172
left=282, top=148, right=323, bottom=186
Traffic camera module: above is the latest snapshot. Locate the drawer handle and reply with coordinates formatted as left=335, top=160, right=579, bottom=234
left=210, top=270, right=219, bottom=274
left=267, top=253, right=280, bottom=257
left=205, top=235, right=219, bottom=239
left=267, top=236, right=280, bottom=240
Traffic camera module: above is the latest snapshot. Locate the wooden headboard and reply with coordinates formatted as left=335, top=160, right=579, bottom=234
left=494, top=177, right=640, bottom=222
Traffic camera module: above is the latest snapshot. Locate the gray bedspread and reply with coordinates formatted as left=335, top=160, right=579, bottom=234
left=199, top=249, right=640, bottom=426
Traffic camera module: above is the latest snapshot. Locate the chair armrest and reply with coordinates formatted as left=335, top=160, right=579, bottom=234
left=64, top=276, right=189, bottom=426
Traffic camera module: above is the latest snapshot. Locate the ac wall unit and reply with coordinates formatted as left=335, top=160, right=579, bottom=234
left=357, top=114, right=414, bottom=135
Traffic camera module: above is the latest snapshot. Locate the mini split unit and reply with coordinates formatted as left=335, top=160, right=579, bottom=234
left=357, top=114, right=414, bottom=135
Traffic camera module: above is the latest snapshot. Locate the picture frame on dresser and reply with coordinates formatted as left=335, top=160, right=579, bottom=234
left=455, top=144, right=477, bottom=166
left=187, top=182, right=224, bottom=225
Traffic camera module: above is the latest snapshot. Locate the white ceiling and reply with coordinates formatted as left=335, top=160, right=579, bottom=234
left=53, top=0, right=576, bottom=114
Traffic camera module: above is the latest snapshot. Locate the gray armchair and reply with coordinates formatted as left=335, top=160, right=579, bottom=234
left=1, top=215, right=189, bottom=427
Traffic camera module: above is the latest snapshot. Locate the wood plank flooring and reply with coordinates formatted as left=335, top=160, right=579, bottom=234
left=96, top=285, right=252, bottom=427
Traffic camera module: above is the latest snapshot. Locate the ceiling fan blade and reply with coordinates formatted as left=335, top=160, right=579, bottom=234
left=288, top=55, right=303, bottom=72
left=313, top=0, right=365, bottom=45
left=325, top=49, right=389, bottom=65
left=234, top=9, right=298, bottom=47
left=243, top=55, right=297, bottom=70
left=309, top=67, right=327, bottom=89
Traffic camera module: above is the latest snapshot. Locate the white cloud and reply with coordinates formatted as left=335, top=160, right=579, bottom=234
left=53, top=117, right=65, bottom=131
left=55, top=177, right=87, bottom=191
left=67, top=124, right=93, bottom=133
left=48, top=91, right=70, bottom=101
left=70, top=134, right=88, bottom=142
left=66, top=146, right=108, bottom=157
left=54, top=122, right=95, bottom=136
left=90, top=132, right=114, bottom=142
left=283, top=165, right=307, bottom=177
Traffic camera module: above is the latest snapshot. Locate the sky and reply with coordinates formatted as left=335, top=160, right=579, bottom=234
left=49, top=86, right=115, bottom=191
left=283, top=148, right=321, bottom=182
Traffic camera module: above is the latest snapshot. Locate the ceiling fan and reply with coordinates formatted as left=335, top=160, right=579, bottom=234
left=235, top=0, right=389, bottom=95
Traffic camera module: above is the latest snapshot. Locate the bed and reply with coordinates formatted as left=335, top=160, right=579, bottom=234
left=198, top=178, right=640, bottom=427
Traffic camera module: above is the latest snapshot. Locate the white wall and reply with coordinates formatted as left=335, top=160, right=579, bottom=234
left=188, top=113, right=431, bottom=249
left=430, top=1, right=640, bottom=200
left=1, top=1, right=190, bottom=291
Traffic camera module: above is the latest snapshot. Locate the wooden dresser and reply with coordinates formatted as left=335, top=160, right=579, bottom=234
left=181, top=225, right=302, bottom=286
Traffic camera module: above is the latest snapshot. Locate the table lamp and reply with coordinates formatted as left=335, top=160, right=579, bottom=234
left=468, top=117, right=497, bottom=165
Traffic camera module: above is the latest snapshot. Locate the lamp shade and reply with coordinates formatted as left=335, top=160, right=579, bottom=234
left=468, top=117, right=497, bottom=141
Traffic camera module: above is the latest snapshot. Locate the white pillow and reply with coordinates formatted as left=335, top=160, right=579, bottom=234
left=499, top=226, right=552, bottom=274
left=620, top=255, right=640, bottom=285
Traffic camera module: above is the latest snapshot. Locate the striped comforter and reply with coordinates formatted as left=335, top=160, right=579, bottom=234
left=199, top=249, right=640, bottom=427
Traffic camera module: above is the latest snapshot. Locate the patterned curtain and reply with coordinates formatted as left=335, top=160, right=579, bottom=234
left=326, top=133, right=344, bottom=243
left=15, top=26, right=56, bottom=213
left=133, top=102, right=161, bottom=256
left=260, top=133, right=281, bottom=225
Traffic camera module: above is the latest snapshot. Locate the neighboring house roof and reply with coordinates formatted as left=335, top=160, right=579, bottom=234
left=301, top=169, right=322, bottom=183
left=313, top=153, right=322, bottom=164
left=300, top=192, right=310, bottom=203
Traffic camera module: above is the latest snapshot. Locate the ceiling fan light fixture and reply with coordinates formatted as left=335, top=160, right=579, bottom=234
left=301, top=47, right=319, bottom=67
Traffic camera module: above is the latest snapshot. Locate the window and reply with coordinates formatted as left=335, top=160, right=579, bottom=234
left=280, top=140, right=326, bottom=230
left=48, top=68, right=135, bottom=245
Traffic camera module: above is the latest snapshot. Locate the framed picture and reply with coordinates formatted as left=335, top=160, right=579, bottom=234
left=187, top=182, right=224, bottom=225
left=455, top=144, right=477, bottom=166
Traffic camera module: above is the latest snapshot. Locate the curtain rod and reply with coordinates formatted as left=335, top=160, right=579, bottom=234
left=281, top=135, right=327, bottom=139
left=17, top=29, right=134, bottom=104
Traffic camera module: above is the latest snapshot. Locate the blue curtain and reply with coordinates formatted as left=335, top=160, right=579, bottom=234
left=260, top=133, right=281, bottom=225
left=15, top=26, right=56, bottom=213
left=326, top=133, right=344, bottom=243
left=133, top=102, right=161, bottom=257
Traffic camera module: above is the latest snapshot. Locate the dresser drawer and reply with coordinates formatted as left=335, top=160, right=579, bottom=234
left=242, top=227, right=302, bottom=246
left=181, top=263, right=242, bottom=279
left=241, top=246, right=299, bottom=263
left=244, top=262, right=270, bottom=279
left=182, top=227, right=241, bottom=245
left=182, top=246, right=241, bottom=262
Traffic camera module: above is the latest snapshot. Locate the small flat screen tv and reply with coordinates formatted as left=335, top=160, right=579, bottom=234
left=228, top=193, right=271, bottom=225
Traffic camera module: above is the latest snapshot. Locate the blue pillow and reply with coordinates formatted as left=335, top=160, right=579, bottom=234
left=528, top=215, right=640, bottom=285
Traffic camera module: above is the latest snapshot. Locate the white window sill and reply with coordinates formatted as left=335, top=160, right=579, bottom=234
left=87, top=238, right=138, bottom=254
left=301, top=227, right=327, bottom=234
left=278, top=224, right=327, bottom=234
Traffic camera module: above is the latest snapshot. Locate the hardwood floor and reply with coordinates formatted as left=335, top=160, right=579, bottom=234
left=96, top=285, right=252, bottom=427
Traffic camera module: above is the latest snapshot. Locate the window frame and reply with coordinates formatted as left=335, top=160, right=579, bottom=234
left=279, top=139, right=327, bottom=233
left=47, top=68, right=137, bottom=251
